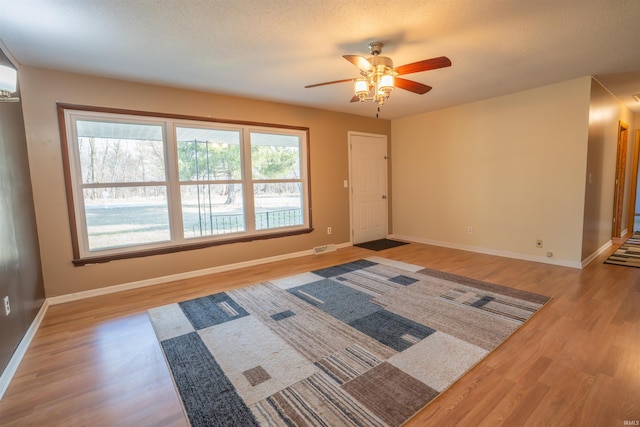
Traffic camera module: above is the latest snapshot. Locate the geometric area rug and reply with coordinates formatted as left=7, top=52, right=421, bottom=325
left=604, top=232, right=640, bottom=268
left=148, top=256, right=551, bottom=427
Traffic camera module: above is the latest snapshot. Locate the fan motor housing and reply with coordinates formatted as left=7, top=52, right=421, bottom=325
left=369, top=55, right=394, bottom=70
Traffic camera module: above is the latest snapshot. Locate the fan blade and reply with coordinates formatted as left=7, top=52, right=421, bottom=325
left=395, top=77, right=432, bottom=94
left=395, top=56, right=451, bottom=75
left=343, top=55, right=374, bottom=73
left=305, top=78, right=352, bottom=88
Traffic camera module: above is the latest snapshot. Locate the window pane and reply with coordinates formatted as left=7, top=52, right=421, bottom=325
left=250, top=132, right=300, bottom=180
left=177, top=127, right=242, bottom=181
left=64, top=107, right=310, bottom=261
left=181, top=184, right=245, bottom=237
left=254, top=183, right=303, bottom=230
left=84, top=186, right=170, bottom=250
left=77, top=120, right=165, bottom=183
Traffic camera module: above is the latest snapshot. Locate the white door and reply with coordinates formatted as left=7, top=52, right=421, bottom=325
left=349, top=132, right=388, bottom=244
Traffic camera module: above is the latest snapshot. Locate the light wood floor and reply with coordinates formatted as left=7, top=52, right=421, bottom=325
left=0, top=242, right=638, bottom=426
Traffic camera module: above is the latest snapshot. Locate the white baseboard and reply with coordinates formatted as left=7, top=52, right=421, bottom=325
left=389, top=234, right=583, bottom=269
left=581, top=239, right=613, bottom=268
left=2, top=242, right=355, bottom=400
left=48, top=242, right=352, bottom=305
left=0, top=299, right=49, bottom=401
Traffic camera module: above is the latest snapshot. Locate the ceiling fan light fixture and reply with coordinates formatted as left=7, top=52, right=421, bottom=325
left=370, top=73, right=394, bottom=105
left=354, top=78, right=369, bottom=94
left=354, top=78, right=369, bottom=101
left=378, top=74, right=394, bottom=92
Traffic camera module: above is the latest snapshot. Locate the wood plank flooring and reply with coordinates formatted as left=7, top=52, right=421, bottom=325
left=0, top=242, right=638, bottom=426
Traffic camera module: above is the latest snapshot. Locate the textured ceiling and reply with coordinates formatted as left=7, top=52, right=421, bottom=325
left=1, top=0, right=639, bottom=119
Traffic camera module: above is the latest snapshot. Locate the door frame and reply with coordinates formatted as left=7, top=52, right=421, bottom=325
left=348, top=131, right=389, bottom=244
left=612, top=121, right=629, bottom=238
left=627, top=129, right=640, bottom=234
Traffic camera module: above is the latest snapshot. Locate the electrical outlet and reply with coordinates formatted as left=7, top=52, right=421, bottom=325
left=536, top=239, right=543, bottom=248
left=327, top=227, right=332, bottom=235
left=467, top=226, right=473, bottom=234
left=3, top=296, right=10, bottom=316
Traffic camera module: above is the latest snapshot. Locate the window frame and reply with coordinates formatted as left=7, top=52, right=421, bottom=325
left=57, top=103, right=313, bottom=266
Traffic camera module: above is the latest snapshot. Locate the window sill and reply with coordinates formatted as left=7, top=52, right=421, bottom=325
left=72, top=227, right=314, bottom=266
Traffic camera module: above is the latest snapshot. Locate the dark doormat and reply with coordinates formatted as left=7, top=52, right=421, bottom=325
left=355, top=239, right=409, bottom=251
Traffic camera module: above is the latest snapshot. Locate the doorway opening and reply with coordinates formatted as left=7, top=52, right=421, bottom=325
left=612, top=121, right=629, bottom=237
left=628, top=129, right=640, bottom=234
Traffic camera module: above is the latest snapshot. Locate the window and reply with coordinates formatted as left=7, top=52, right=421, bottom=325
left=59, top=105, right=311, bottom=264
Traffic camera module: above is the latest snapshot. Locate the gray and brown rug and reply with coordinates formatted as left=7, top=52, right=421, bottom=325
left=604, top=232, right=640, bottom=267
left=148, top=256, right=550, bottom=427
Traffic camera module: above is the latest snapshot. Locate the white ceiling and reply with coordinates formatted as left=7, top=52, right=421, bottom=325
left=1, top=0, right=639, bottom=120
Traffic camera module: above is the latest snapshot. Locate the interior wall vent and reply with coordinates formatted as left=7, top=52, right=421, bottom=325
left=313, top=244, right=336, bottom=255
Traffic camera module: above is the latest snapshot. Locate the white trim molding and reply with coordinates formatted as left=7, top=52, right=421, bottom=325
left=389, top=234, right=583, bottom=269
left=3, top=242, right=356, bottom=398
left=0, top=300, right=49, bottom=400
left=581, top=239, right=613, bottom=268
left=48, top=242, right=352, bottom=305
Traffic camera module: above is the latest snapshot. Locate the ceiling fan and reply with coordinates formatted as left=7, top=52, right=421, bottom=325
left=305, top=41, right=451, bottom=106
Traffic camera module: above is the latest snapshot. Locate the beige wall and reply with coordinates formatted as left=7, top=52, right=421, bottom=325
left=19, top=66, right=390, bottom=297
left=391, top=77, right=592, bottom=267
left=582, top=79, right=637, bottom=259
